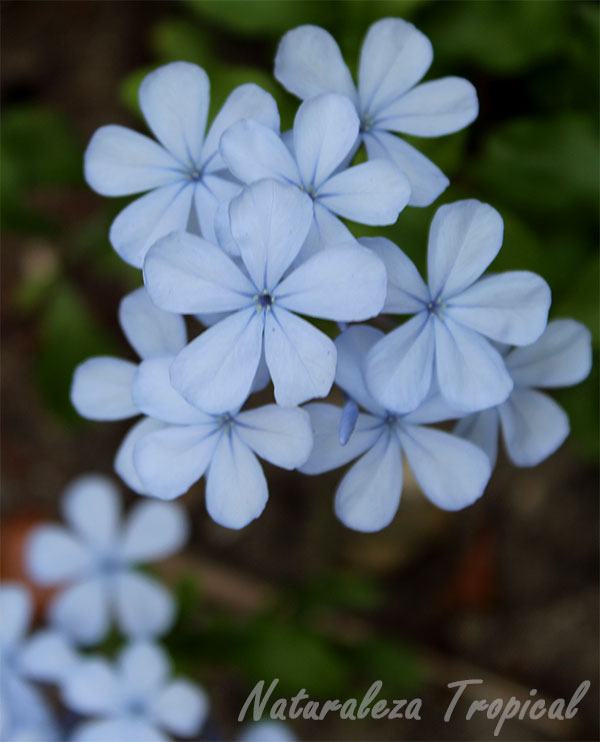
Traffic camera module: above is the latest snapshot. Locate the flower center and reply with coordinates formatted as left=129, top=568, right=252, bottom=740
left=217, top=412, right=236, bottom=433
left=383, top=413, right=398, bottom=429
left=254, top=290, right=274, bottom=312
left=185, top=165, right=203, bottom=182
left=359, top=113, right=375, bottom=134
left=96, top=552, right=121, bottom=576
left=300, top=183, right=318, bottom=201
left=426, top=297, right=445, bottom=318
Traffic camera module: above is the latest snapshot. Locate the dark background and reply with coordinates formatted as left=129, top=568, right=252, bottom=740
left=1, top=2, right=598, bottom=740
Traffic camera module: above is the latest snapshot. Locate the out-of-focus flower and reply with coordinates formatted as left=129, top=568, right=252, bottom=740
left=275, top=18, right=478, bottom=206
left=26, top=475, right=188, bottom=645
left=84, top=61, right=280, bottom=266
left=63, top=641, right=208, bottom=742
left=364, top=200, right=551, bottom=414
left=455, top=319, right=593, bottom=467
left=239, top=720, right=298, bottom=742
left=301, top=325, right=491, bottom=532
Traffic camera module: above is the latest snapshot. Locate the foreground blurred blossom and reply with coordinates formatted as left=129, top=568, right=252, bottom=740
left=144, top=178, right=387, bottom=412
left=84, top=61, right=279, bottom=266
left=364, top=199, right=551, bottom=414
left=27, top=475, right=188, bottom=645
left=239, top=720, right=298, bottom=742
left=221, top=93, right=411, bottom=253
left=455, top=319, right=593, bottom=467
left=64, top=641, right=208, bottom=742
left=301, top=326, right=491, bottom=532
left=0, top=583, right=72, bottom=742
left=275, top=18, right=478, bottom=206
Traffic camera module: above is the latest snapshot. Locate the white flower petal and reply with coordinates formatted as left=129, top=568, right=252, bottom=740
left=121, top=500, right=188, bottom=564
left=133, top=423, right=219, bottom=500
left=26, top=525, right=89, bottom=585
left=360, top=236, right=429, bottom=313
left=318, top=159, right=410, bottom=225
left=118, top=641, right=169, bottom=696
left=62, top=474, right=121, bottom=549
left=205, top=435, right=268, bottom=529
left=365, top=313, right=435, bottom=414
left=221, top=120, right=299, bottom=185
left=229, top=179, right=313, bottom=290
left=143, top=231, right=254, bottom=315
left=505, top=319, right=593, bottom=389
left=377, top=77, right=478, bottom=137
left=274, top=25, right=356, bottom=102
left=202, top=83, right=280, bottom=172
left=62, top=658, right=119, bottom=716
left=114, top=417, right=167, bottom=495
left=364, top=129, right=448, bottom=207
left=335, top=433, right=403, bottom=532
left=84, top=125, right=181, bottom=196
left=170, top=308, right=263, bottom=414
left=154, top=680, right=209, bottom=737
left=399, top=423, right=491, bottom=510
left=109, top=182, right=194, bottom=268
left=427, top=199, right=504, bottom=300
left=299, top=404, right=382, bottom=475
left=132, top=356, right=210, bottom=425
left=235, top=405, right=313, bottom=469
left=264, top=308, right=336, bottom=406
left=49, top=578, right=110, bottom=646
left=70, top=357, right=138, bottom=421
left=434, top=316, right=513, bottom=412
left=499, top=388, right=569, bottom=467
left=139, top=62, right=209, bottom=165
left=359, top=18, right=432, bottom=117
left=293, top=94, right=359, bottom=188
left=275, top=243, right=386, bottom=321
left=447, top=271, right=551, bottom=345
left=334, top=325, right=386, bottom=416
left=115, top=571, right=175, bottom=639
left=454, top=408, right=500, bottom=469
left=119, top=287, right=187, bottom=360
left=0, top=584, right=31, bottom=647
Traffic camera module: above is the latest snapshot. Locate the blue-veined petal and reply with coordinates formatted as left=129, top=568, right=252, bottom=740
left=376, top=77, right=478, bottom=137
left=275, top=243, right=386, bottom=321
left=221, top=120, right=299, bottom=185
left=447, top=271, right=551, bottom=345
left=264, top=308, right=336, bottom=406
left=193, top=174, right=241, bottom=245
left=505, top=319, right=593, bottom=389
left=62, top=474, right=121, bottom=549
left=120, top=501, right=188, bottom=564
left=235, top=405, right=313, bottom=469
left=365, top=313, right=435, bottom=414
left=70, top=357, right=137, bottom=421
left=49, top=578, right=110, bottom=646
left=334, top=325, right=386, bottom=416
left=299, top=201, right=354, bottom=255
left=361, top=236, right=429, bottom=313
left=434, top=316, right=513, bottom=412
left=427, top=200, right=504, bottom=300
left=138, top=62, right=209, bottom=166
left=109, top=181, right=194, bottom=268
left=84, top=125, right=182, bottom=196
left=119, top=287, right=187, bottom=360
left=363, top=129, right=448, bottom=207
left=115, top=418, right=166, bottom=495
left=143, top=232, right=254, bottom=315
left=334, top=432, right=403, bottom=532
left=293, top=94, right=359, bottom=188
left=154, top=680, right=209, bottom=738
left=114, top=571, right=174, bottom=639
left=229, top=179, right=313, bottom=290
left=399, top=423, right=490, bottom=510
left=454, top=408, right=500, bottom=469
left=359, top=19, right=432, bottom=118
left=274, top=25, right=356, bottom=102
left=205, top=434, right=268, bottom=529
left=499, top=387, right=569, bottom=467
left=169, top=308, right=263, bottom=413
left=318, top=159, right=410, bottom=224
left=133, top=423, right=219, bottom=500
left=299, top=404, right=382, bottom=475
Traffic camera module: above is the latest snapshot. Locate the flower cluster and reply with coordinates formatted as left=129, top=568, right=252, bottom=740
left=72, top=17, right=591, bottom=533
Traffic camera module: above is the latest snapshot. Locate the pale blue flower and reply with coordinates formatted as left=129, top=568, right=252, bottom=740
left=84, top=61, right=279, bottom=266
left=220, top=93, right=411, bottom=252
left=63, top=641, right=208, bottom=742
left=0, top=584, right=70, bottom=742
left=239, top=720, right=297, bottom=742
left=274, top=19, right=478, bottom=207
left=455, top=319, right=592, bottom=467
left=364, top=199, right=552, bottom=414
left=131, top=358, right=314, bottom=525
left=300, top=326, right=491, bottom=532
left=144, top=178, right=388, bottom=412
left=26, top=476, right=188, bottom=645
